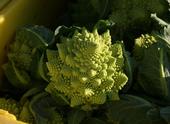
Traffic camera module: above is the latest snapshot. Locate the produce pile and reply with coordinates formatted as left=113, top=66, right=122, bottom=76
left=1, top=0, right=170, bottom=123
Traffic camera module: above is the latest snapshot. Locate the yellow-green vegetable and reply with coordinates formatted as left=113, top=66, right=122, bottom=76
left=46, top=27, right=128, bottom=110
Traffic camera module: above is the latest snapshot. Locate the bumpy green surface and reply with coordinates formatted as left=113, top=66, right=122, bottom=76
left=46, top=28, right=128, bottom=109
left=0, top=98, right=21, bottom=118
left=133, top=34, right=157, bottom=60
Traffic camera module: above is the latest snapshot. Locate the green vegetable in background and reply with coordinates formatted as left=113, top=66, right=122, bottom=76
left=108, top=0, right=169, bottom=39
left=3, top=25, right=54, bottom=90
left=70, top=0, right=170, bottom=50
left=133, top=17, right=170, bottom=102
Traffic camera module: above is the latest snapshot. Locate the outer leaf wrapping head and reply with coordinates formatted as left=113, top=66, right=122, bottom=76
left=46, top=28, right=128, bottom=109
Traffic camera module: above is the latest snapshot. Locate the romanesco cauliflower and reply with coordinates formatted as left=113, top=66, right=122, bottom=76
left=46, top=27, right=128, bottom=110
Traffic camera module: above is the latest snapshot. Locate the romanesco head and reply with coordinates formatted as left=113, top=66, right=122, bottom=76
left=46, top=28, right=128, bottom=110
left=133, top=34, right=157, bottom=60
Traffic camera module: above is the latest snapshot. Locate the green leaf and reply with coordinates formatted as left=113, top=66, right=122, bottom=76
left=160, top=106, right=170, bottom=123
left=70, top=0, right=112, bottom=26
left=30, top=49, right=42, bottom=80
left=137, top=41, right=165, bottom=95
left=38, top=53, right=50, bottom=82
left=29, top=92, right=64, bottom=124
left=19, top=100, right=34, bottom=123
left=20, top=87, right=44, bottom=105
left=17, top=25, right=55, bottom=48
left=67, top=109, right=87, bottom=124
left=45, top=85, right=70, bottom=106
left=2, top=62, right=31, bottom=89
left=106, top=94, right=164, bottom=124
left=30, top=50, right=49, bottom=82
left=80, top=117, right=106, bottom=124
left=121, top=42, right=135, bottom=93
left=94, top=20, right=114, bottom=34
left=54, top=25, right=81, bottom=38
